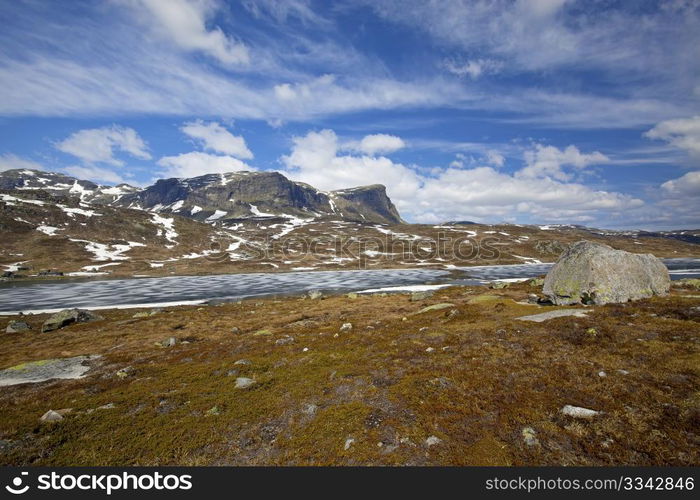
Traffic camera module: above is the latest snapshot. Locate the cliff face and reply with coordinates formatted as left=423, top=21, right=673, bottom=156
left=0, top=169, right=404, bottom=224
left=329, top=185, right=404, bottom=224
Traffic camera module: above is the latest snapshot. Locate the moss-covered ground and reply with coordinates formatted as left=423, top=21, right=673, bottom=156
left=0, top=282, right=698, bottom=465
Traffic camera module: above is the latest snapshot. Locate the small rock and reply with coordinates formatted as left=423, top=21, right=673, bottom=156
left=233, top=359, right=251, bottom=366
left=617, top=369, right=629, bottom=376
left=115, top=366, right=135, bottom=379
left=339, top=323, right=353, bottom=332
left=161, top=337, right=177, bottom=347
left=344, top=438, right=355, bottom=450
left=410, top=291, right=434, bottom=301
left=598, top=371, right=607, bottom=378
left=425, top=435, right=442, bottom=447
left=205, top=406, right=221, bottom=416
left=516, top=309, right=589, bottom=322
left=346, top=292, right=358, bottom=299
left=230, top=327, right=241, bottom=334
left=528, top=278, right=545, bottom=287
left=425, top=347, right=435, bottom=353
left=6, top=321, right=31, bottom=334
left=275, top=336, right=295, bottom=346
left=301, top=403, right=318, bottom=416
left=586, top=327, right=597, bottom=336
left=42, top=308, right=103, bottom=333
left=40, top=410, right=63, bottom=422
left=253, top=329, right=272, bottom=336
left=97, top=403, right=116, bottom=410
left=132, top=312, right=150, bottom=319
left=561, top=404, right=601, bottom=419
left=526, top=294, right=539, bottom=304
left=489, top=281, right=510, bottom=289
left=414, top=303, right=455, bottom=315
left=522, top=427, right=539, bottom=446
left=235, top=377, right=255, bottom=389
left=307, top=290, right=323, bottom=300
left=419, top=327, right=429, bottom=333
left=446, top=308, right=460, bottom=319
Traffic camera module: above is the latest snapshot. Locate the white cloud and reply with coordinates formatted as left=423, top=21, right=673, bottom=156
left=63, top=165, right=129, bottom=185
left=0, top=153, right=44, bottom=172
left=661, top=170, right=700, bottom=197
left=281, top=128, right=641, bottom=224
left=444, top=59, right=501, bottom=79
left=351, top=134, right=406, bottom=156
left=518, top=144, right=608, bottom=181
left=55, top=126, right=151, bottom=165
left=281, top=129, right=421, bottom=200
left=180, top=120, right=253, bottom=159
left=125, top=0, right=249, bottom=66
left=645, top=116, right=700, bottom=157
left=486, top=150, right=505, bottom=167
left=157, top=151, right=254, bottom=178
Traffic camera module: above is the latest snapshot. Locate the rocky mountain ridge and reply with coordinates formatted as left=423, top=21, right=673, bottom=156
left=0, top=169, right=403, bottom=225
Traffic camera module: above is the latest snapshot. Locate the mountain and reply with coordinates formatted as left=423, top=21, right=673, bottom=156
left=0, top=168, right=139, bottom=204
left=0, top=169, right=403, bottom=225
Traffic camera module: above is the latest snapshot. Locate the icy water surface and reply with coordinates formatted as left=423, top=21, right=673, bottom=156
left=0, top=259, right=698, bottom=313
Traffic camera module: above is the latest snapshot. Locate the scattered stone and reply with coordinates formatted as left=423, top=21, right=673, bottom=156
left=307, top=290, right=323, bottom=300
left=617, top=369, right=629, bottom=376
left=41, top=308, right=104, bottom=333
left=339, top=323, right=353, bottom=332
left=97, top=403, right=116, bottom=410
left=526, top=294, right=540, bottom=304
left=230, top=327, right=241, bottom=334
left=6, top=321, right=31, bottom=333
left=522, top=427, right=539, bottom=446
left=206, top=406, right=221, bottom=416
left=425, top=347, right=435, bottom=353
left=275, top=336, right=295, bottom=346
left=410, top=291, right=434, bottom=301
left=346, top=292, right=358, bottom=299
left=528, top=278, right=545, bottom=287
left=446, top=308, right=460, bottom=319
left=115, top=366, right=135, bottom=379
left=561, top=405, right=601, bottom=419
left=425, top=435, right=442, bottom=447
left=301, top=403, right=318, bottom=416
left=235, top=377, right=255, bottom=389
left=132, top=309, right=159, bottom=319
left=233, top=359, right=251, bottom=366
left=516, top=309, right=589, bottom=322
left=161, top=337, right=177, bottom=347
left=0, top=355, right=100, bottom=387
left=543, top=240, right=670, bottom=305
left=344, top=438, right=355, bottom=450
left=419, top=327, right=429, bottom=333
left=414, top=303, right=455, bottom=315
left=489, top=281, right=510, bottom=289
left=40, top=410, right=63, bottom=422
left=598, top=371, right=607, bottom=378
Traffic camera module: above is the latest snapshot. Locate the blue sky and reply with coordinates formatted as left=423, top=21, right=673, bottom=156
left=0, top=0, right=699, bottom=229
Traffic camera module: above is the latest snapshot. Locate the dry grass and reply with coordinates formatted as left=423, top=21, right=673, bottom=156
left=0, top=283, right=698, bottom=466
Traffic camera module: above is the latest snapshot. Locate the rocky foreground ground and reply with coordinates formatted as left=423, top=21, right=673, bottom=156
left=0, top=280, right=698, bottom=466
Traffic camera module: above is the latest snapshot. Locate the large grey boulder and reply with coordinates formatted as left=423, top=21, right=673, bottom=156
left=41, top=308, right=104, bottom=333
left=543, top=241, right=670, bottom=305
